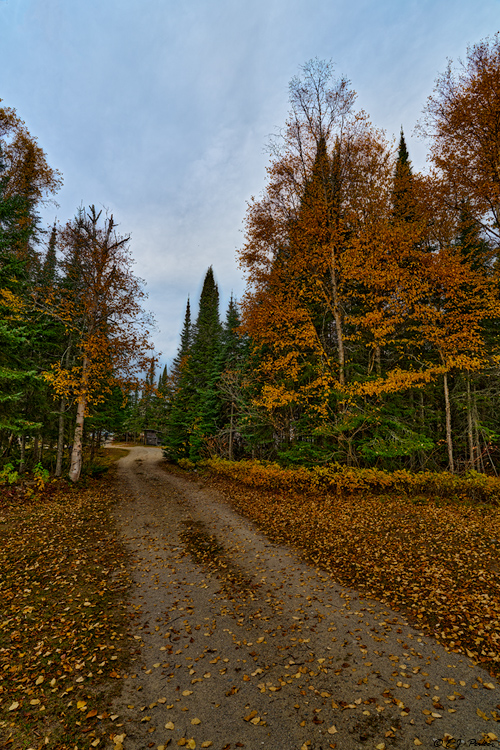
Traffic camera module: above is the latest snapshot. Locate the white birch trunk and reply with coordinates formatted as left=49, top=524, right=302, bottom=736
left=443, top=371, right=454, bottom=473
left=69, top=355, right=89, bottom=483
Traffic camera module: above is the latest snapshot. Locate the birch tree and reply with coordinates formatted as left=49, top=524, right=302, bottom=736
left=39, top=206, right=154, bottom=482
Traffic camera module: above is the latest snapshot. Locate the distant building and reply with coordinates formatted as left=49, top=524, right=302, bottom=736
left=143, top=429, right=162, bottom=446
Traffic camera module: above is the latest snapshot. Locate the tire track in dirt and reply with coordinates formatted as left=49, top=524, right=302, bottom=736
left=110, top=446, right=500, bottom=750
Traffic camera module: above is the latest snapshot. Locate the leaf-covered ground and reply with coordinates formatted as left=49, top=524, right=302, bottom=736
left=193, top=469, right=500, bottom=679
left=0, top=473, right=134, bottom=750
left=2, top=454, right=500, bottom=749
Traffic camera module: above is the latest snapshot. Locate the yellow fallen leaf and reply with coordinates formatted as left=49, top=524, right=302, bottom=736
left=250, top=716, right=261, bottom=724
left=431, top=713, right=442, bottom=718
left=35, top=676, right=44, bottom=685
left=77, top=700, right=87, bottom=710
left=91, top=741, right=100, bottom=747
left=165, top=721, right=175, bottom=730
left=186, top=741, right=196, bottom=749
left=8, top=702, right=19, bottom=711
left=113, top=736, right=126, bottom=745
left=414, top=740, right=422, bottom=746
left=182, top=690, right=193, bottom=696
left=191, top=718, right=201, bottom=725
left=201, top=744, right=212, bottom=749
left=484, top=683, right=495, bottom=690
left=158, top=697, right=167, bottom=704
left=30, top=699, right=40, bottom=705
left=178, top=740, right=186, bottom=747
left=488, top=733, right=498, bottom=741
left=327, top=725, right=337, bottom=734
left=477, top=708, right=490, bottom=721
left=376, top=744, right=386, bottom=750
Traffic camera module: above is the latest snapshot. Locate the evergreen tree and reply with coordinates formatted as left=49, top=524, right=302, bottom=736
left=188, top=267, right=222, bottom=391
left=186, top=267, right=222, bottom=459
left=169, top=298, right=192, bottom=387
left=39, top=222, right=58, bottom=286
left=392, top=128, right=415, bottom=223
left=163, top=299, right=194, bottom=460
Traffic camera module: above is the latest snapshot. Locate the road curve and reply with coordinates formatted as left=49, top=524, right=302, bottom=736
left=111, top=445, right=500, bottom=750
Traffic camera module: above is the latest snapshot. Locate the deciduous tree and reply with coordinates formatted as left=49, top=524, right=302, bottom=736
left=38, top=206, right=154, bottom=481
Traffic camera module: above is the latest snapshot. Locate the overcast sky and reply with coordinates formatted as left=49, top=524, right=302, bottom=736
left=1, top=0, right=499, bottom=367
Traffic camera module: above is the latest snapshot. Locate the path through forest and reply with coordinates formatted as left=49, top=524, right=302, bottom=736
left=111, top=446, right=500, bottom=749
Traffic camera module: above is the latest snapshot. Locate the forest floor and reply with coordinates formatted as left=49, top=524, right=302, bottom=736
left=1, top=446, right=500, bottom=750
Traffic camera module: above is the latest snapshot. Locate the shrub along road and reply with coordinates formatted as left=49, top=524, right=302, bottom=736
left=110, top=446, right=500, bottom=749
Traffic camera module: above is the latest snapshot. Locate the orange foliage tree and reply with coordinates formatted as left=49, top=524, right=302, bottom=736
left=238, top=59, right=500, bottom=468
left=422, top=33, right=500, bottom=246
left=38, top=206, right=155, bottom=482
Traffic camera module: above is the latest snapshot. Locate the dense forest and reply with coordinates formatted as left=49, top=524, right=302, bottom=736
left=2, top=35, right=500, bottom=478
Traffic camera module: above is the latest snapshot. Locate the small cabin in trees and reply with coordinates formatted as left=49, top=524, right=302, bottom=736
left=143, top=429, right=161, bottom=446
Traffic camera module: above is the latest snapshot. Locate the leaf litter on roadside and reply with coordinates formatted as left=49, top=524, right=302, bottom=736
left=0, top=477, right=134, bottom=749
left=184, top=467, right=500, bottom=680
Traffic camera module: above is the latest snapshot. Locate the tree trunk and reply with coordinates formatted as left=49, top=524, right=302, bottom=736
left=443, top=371, right=454, bottom=473
left=330, top=252, right=345, bottom=386
left=228, top=401, right=234, bottom=461
left=19, top=433, right=26, bottom=473
left=55, top=397, right=66, bottom=477
left=332, top=308, right=345, bottom=386
left=69, top=355, right=89, bottom=483
left=69, top=397, right=86, bottom=482
left=466, top=371, right=476, bottom=470
left=34, top=433, right=41, bottom=464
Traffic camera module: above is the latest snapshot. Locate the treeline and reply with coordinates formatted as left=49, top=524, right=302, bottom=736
left=156, top=38, right=500, bottom=472
left=3, top=34, right=500, bottom=479
left=0, top=105, right=152, bottom=481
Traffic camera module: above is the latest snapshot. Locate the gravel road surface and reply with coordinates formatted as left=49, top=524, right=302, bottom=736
left=111, top=445, right=500, bottom=750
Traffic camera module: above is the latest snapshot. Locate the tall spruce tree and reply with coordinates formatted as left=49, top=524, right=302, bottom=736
left=186, top=267, right=222, bottom=459
left=163, top=299, right=194, bottom=460
left=392, top=128, right=415, bottom=223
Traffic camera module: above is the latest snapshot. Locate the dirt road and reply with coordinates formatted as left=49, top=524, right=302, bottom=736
left=111, top=446, right=500, bottom=749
